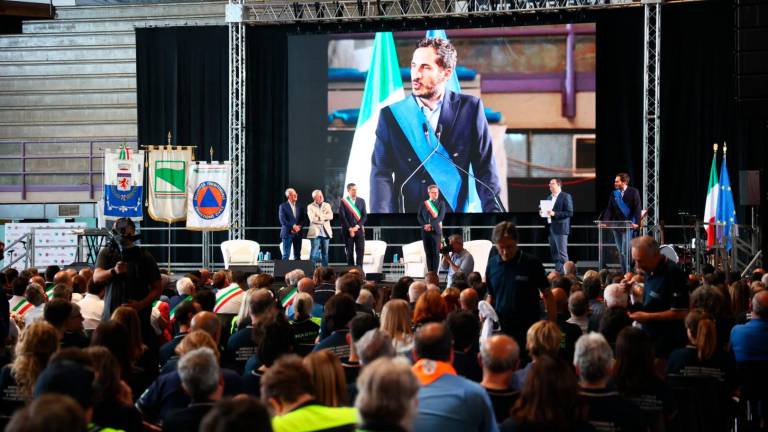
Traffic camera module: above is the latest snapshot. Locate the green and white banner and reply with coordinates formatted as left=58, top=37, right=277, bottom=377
left=147, top=146, right=192, bottom=223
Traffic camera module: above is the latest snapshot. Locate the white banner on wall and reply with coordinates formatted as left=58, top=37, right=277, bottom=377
left=4, top=222, right=87, bottom=270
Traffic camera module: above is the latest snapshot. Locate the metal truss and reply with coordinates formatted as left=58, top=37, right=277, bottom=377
left=243, top=0, right=631, bottom=24
left=642, top=0, right=661, bottom=235
left=228, top=1, right=247, bottom=240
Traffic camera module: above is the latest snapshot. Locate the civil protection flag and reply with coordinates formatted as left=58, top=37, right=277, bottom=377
left=343, top=32, right=405, bottom=204
left=425, top=29, right=482, bottom=212
left=703, top=148, right=719, bottom=248
left=186, top=162, right=231, bottom=231
left=147, top=147, right=192, bottom=223
left=716, top=151, right=737, bottom=251
left=103, top=147, right=144, bottom=221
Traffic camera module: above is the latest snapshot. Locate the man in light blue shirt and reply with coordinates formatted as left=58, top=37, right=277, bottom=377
left=411, top=322, right=498, bottom=432
left=440, top=234, right=475, bottom=288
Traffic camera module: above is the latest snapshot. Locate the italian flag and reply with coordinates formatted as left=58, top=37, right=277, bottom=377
left=343, top=32, right=405, bottom=203
left=704, top=150, right=719, bottom=248
left=280, top=287, right=298, bottom=308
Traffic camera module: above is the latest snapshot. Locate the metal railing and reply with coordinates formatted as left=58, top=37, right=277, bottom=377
left=0, top=139, right=137, bottom=199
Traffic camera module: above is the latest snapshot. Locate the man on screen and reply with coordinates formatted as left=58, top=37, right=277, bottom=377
left=370, top=37, right=502, bottom=213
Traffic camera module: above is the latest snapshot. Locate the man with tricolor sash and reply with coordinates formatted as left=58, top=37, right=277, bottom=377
left=338, top=183, right=368, bottom=267
left=370, top=37, right=502, bottom=214
left=418, top=185, right=446, bottom=273
left=213, top=270, right=247, bottom=315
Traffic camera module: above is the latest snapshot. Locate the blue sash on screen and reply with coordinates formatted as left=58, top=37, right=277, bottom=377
left=389, top=96, right=460, bottom=211
left=613, top=189, right=631, bottom=219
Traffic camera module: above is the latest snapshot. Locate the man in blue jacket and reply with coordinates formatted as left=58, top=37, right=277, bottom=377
left=544, top=178, right=574, bottom=273
left=278, top=188, right=306, bottom=260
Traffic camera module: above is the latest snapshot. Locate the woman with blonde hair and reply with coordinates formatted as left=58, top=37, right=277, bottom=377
left=303, top=350, right=348, bottom=407
left=0, top=321, right=58, bottom=415
left=513, top=320, right=562, bottom=390
left=380, top=299, right=414, bottom=355
left=233, top=287, right=259, bottom=333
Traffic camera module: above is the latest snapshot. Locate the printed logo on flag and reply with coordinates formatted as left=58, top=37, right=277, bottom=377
left=154, top=160, right=187, bottom=197
left=193, top=181, right=227, bottom=220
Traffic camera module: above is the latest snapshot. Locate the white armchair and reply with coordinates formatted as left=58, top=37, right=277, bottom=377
left=402, top=241, right=427, bottom=278
left=278, top=239, right=312, bottom=261
left=463, top=239, right=493, bottom=281
left=220, top=240, right=260, bottom=269
left=362, top=240, right=387, bottom=274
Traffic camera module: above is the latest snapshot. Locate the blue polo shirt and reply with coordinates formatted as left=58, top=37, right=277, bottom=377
left=485, top=251, right=548, bottom=323
left=731, top=318, right=768, bottom=362
left=413, top=373, right=498, bottom=432
left=640, top=256, right=688, bottom=357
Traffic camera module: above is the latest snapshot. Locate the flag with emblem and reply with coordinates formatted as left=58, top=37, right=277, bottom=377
left=343, top=32, right=405, bottom=204
left=716, top=148, right=738, bottom=251
left=148, top=147, right=192, bottom=222
left=186, top=162, right=231, bottom=231
left=103, top=147, right=144, bottom=220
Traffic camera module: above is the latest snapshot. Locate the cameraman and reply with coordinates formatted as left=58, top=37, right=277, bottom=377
left=440, top=234, right=475, bottom=288
left=93, top=218, right=162, bottom=349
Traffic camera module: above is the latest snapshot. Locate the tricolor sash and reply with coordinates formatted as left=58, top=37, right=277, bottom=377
left=424, top=200, right=439, bottom=218
left=280, top=287, right=298, bottom=308
left=412, top=359, right=457, bottom=385
left=12, top=299, right=32, bottom=316
left=214, top=285, right=243, bottom=313
left=342, top=197, right=362, bottom=222
left=169, top=295, right=193, bottom=320
left=390, top=96, right=461, bottom=211
left=613, top=190, right=631, bottom=220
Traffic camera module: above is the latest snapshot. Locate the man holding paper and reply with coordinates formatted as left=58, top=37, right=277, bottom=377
left=541, top=178, right=573, bottom=273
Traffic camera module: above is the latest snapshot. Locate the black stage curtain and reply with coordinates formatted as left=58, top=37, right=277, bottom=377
left=136, top=4, right=767, bottom=264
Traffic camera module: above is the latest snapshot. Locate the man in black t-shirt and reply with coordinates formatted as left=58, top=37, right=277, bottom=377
left=628, top=236, right=689, bottom=358
left=93, top=218, right=162, bottom=347
left=485, top=222, right=555, bottom=348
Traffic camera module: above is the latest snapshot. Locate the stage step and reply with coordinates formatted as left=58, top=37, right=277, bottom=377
left=0, top=89, right=136, bottom=108
left=0, top=122, right=138, bottom=140
left=0, top=46, right=135, bottom=62
left=0, top=106, right=137, bottom=123
left=0, top=75, right=135, bottom=92
left=0, top=60, right=136, bottom=77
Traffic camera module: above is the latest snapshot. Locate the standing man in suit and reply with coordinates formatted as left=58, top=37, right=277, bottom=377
left=544, top=178, right=573, bottom=273
left=417, top=185, right=446, bottom=273
left=339, top=183, right=367, bottom=267
left=279, top=188, right=305, bottom=260
left=600, top=172, right=642, bottom=272
left=369, top=37, right=502, bottom=213
left=307, top=190, right=334, bottom=268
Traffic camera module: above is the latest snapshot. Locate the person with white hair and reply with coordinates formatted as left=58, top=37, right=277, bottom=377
left=598, top=283, right=633, bottom=348
left=355, top=357, right=420, bottom=431
left=306, top=189, right=333, bottom=267
left=170, top=277, right=196, bottom=312
left=575, top=332, right=645, bottom=432
left=408, top=281, right=427, bottom=306
left=357, top=289, right=375, bottom=311
left=278, top=187, right=306, bottom=260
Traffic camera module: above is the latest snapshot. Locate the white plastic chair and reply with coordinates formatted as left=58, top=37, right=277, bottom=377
left=362, top=240, right=387, bottom=274
left=220, top=240, right=260, bottom=269
left=402, top=241, right=427, bottom=278
left=278, top=239, right=311, bottom=260
left=463, top=239, right=493, bottom=281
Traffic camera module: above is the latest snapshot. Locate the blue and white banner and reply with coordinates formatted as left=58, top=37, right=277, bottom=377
left=186, top=162, right=231, bottom=231
left=103, top=147, right=144, bottom=221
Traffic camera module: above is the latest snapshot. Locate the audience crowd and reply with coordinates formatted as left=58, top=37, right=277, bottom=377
left=1, top=222, right=767, bottom=432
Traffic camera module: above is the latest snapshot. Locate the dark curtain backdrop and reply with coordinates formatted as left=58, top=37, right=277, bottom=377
left=135, top=2, right=767, bottom=264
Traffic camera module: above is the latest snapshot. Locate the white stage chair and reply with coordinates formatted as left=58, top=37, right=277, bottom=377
left=220, top=240, right=260, bottom=269
left=278, top=239, right=311, bottom=261
left=463, top=239, right=493, bottom=281
left=402, top=241, right=427, bottom=278
left=362, top=240, right=387, bottom=274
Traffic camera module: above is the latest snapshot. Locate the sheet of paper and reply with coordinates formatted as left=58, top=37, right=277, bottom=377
left=539, top=200, right=554, bottom=218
